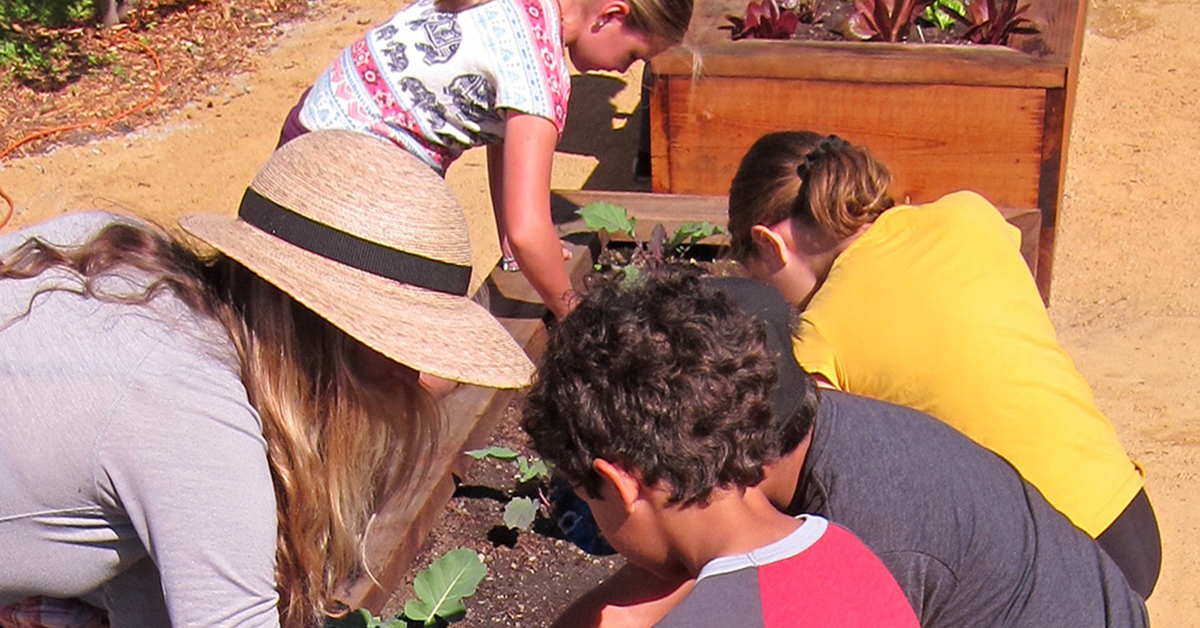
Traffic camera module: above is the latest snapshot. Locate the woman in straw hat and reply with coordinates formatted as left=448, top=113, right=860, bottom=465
left=0, top=131, right=533, bottom=628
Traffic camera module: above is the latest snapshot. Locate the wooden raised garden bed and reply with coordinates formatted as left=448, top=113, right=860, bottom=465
left=647, top=0, right=1088, bottom=301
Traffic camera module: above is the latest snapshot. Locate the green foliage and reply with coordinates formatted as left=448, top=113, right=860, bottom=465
left=403, top=548, right=488, bottom=625
left=0, top=0, right=99, bottom=86
left=516, top=456, right=548, bottom=483
left=465, top=447, right=550, bottom=485
left=465, top=446, right=519, bottom=461
left=0, top=0, right=97, bottom=28
left=578, top=202, right=725, bottom=284
left=577, top=202, right=638, bottom=239
left=503, top=497, right=538, bottom=530
left=325, top=549, right=487, bottom=627
left=667, top=221, right=724, bottom=249
left=921, top=0, right=966, bottom=29
left=464, top=447, right=551, bottom=531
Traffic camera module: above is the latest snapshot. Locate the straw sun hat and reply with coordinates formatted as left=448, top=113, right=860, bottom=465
left=179, top=130, right=534, bottom=389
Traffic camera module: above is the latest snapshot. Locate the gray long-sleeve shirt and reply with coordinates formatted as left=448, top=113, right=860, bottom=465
left=1, top=213, right=280, bottom=627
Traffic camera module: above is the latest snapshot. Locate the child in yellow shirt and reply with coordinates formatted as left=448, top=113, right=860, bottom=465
left=727, top=131, right=1160, bottom=598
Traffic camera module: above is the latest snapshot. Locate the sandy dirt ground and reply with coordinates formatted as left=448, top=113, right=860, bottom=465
left=2, top=0, right=1198, bottom=623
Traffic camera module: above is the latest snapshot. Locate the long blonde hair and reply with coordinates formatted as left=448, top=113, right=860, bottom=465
left=1, top=221, right=437, bottom=628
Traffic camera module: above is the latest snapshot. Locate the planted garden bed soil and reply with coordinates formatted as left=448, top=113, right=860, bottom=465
left=382, top=403, right=623, bottom=627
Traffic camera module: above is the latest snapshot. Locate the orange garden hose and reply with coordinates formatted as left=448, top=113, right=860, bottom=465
left=0, top=27, right=162, bottom=230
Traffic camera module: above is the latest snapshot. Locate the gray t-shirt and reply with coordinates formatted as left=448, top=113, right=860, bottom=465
left=0, top=213, right=280, bottom=627
left=797, top=390, right=1147, bottom=627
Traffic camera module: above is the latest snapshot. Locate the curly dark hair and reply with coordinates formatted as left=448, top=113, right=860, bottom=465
left=522, top=270, right=813, bottom=506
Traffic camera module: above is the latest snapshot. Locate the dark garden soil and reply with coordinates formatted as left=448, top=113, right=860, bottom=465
left=385, top=405, right=625, bottom=627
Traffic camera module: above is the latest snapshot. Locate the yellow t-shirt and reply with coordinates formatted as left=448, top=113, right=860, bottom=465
left=794, top=191, right=1143, bottom=537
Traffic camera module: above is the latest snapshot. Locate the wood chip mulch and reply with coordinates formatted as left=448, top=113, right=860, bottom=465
left=0, top=0, right=309, bottom=160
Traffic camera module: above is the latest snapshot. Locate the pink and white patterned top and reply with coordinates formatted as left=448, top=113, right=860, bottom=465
left=299, top=0, right=571, bottom=173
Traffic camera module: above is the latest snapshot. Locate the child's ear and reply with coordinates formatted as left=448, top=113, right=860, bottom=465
left=597, top=0, right=631, bottom=24
left=592, top=458, right=640, bottom=513
left=751, top=224, right=789, bottom=273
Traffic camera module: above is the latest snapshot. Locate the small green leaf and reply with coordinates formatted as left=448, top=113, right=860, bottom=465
left=577, top=202, right=636, bottom=238
left=465, top=446, right=519, bottom=461
left=403, top=548, right=487, bottom=624
left=504, top=497, right=539, bottom=530
left=667, top=221, right=723, bottom=249
left=516, top=456, right=549, bottom=483
left=620, top=264, right=643, bottom=287
left=923, top=0, right=965, bottom=28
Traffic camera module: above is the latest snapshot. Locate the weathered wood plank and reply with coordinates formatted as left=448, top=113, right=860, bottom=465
left=341, top=239, right=595, bottom=613
left=649, top=74, right=672, bottom=192
left=652, top=77, right=1047, bottom=211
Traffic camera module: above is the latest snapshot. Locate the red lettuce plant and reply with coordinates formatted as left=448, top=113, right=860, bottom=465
left=844, top=0, right=934, bottom=41
left=722, top=0, right=804, bottom=40
left=958, top=0, right=1038, bottom=45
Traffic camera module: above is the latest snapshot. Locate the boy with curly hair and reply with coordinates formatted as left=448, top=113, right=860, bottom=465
left=522, top=272, right=919, bottom=627
left=526, top=272, right=1148, bottom=628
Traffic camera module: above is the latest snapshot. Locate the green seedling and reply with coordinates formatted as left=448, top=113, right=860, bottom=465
left=576, top=202, right=725, bottom=285
left=403, top=548, right=488, bottom=625
left=921, top=0, right=966, bottom=29
left=465, top=447, right=552, bottom=530
left=326, top=549, right=487, bottom=627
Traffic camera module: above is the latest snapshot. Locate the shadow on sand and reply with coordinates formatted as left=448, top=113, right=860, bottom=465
left=556, top=72, right=653, bottom=193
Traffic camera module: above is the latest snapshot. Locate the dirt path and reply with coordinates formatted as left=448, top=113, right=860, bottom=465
left=3, top=0, right=1198, bottom=623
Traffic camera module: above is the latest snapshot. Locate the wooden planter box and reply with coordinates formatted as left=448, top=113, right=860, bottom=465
left=648, top=0, right=1088, bottom=301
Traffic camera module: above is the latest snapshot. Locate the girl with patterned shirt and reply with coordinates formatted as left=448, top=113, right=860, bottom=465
left=279, top=0, right=692, bottom=318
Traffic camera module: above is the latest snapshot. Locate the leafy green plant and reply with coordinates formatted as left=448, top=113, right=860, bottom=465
left=404, top=549, right=488, bottom=625
left=0, top=0, right=90, bottom=84
left=465, top=446, right=551, bottom=531
left=721, top=0, right=809, bottom=40
left=326, top=549, right=487, bottom=627
left=843, top=0, right=934, bottom=42
left=576, top=202, right=726, bottom=285
left=920, top=0, right=966, bottom=30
